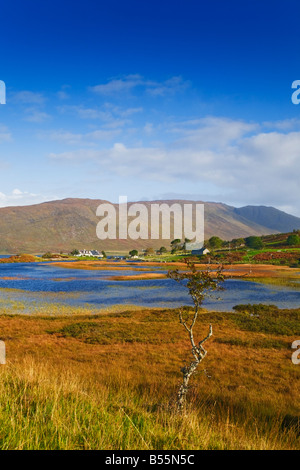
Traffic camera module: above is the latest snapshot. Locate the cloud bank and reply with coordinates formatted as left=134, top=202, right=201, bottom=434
left=49, top=117, right=300, bottom=216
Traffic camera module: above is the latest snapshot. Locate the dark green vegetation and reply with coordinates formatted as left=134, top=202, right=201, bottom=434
left=129, top=249, right=139, bottom=257
left=59, top=320, right=178, bottom=345
left=231, top=304, right=300, bottom=336
left=287, top=234, right=300, bottom=246
left=245, top=236, right=264, bottom=249
left=197, top=230, right=300, bottom=267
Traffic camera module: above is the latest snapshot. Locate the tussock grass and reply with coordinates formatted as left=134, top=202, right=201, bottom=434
left=230, top=305, right=300, bottom=336
left=0, top=357, right=298, bottom=450
left=0, top=306, right=299, bottom=449
left=58, top=320, right=178, bottom=345
left=247, top=277, right=300, bottom=289
left=215, top=337, right=289, bottom=349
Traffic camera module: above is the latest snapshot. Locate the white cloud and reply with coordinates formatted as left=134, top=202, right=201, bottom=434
left=0, top=125, right=12, bottom=143
left=12, top=189, right=23, bottom=195
left=48, top=117, right=300, bottom=216
left=87, top=129, right=121, bottom=140
left=12, top=90, right=51, bottom=123
left=24, top=107, right=51, bottom=123
left=57, top=104, right=141, bottom=129
left=56, top=90, right=70, bottom=100
left=13, top=90, right=46, bottom=105
left=262, top=118, right=300, bottom=131
left=89, top=74, right=146, bottom=94
left=168, top=117, right=258, bottom=150
left=56, top=85, right=71, bottom=100
left=43, top=127, right=121, bottom=145
left=103, top=103, right=143, bottom=117
left=0, top=189, right=48, bottom=207
left=144, top=123, right=154, bottom=134
left=58, top=105, right=109, bottom=120
left=147, top=76, right=190, bottom=96
left=46, top=130, right=84, bottom=146
left=90, top=75, right=189, bottom=96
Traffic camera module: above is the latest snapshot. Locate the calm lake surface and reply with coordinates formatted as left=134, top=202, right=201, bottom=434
left=0, top=261, right=299, bottom=312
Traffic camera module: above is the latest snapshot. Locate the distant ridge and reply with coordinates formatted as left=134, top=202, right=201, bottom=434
left=0, top=198, right=299, bottom=253
left=234, top=205, right=300, bottom=233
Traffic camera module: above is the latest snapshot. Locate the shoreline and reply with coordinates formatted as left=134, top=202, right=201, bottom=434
left=49, top=259, right=300, bottom=281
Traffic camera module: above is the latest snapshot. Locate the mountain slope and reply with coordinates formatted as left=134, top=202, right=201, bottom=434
left=0, top=198, right=299, bottom=253
left=234, top=206, right=300, bottom=233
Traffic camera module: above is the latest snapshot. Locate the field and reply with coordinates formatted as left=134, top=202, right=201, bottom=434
left=0, top=304, right=299, bottom=450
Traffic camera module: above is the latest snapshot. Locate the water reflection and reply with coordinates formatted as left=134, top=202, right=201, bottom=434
left=0, top=262, right=298, bottom=312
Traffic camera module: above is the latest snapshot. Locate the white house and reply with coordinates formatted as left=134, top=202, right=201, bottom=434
left=195, top=248, right=210, bottom=255
left=78, top=249, right=103, bottom=258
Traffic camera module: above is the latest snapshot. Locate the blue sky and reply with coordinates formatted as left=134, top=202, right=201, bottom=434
left=1, top=0, right=300, bottom=215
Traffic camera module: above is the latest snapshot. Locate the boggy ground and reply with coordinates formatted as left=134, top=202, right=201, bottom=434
left=50, top=259, right=300, bottom=283
left=0, top=304, right=299, bottom=450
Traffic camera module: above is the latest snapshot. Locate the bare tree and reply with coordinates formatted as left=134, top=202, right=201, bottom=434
left=168, top=259, right=224, bottom=412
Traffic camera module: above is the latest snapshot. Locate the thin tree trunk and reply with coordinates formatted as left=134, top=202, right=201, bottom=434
left=176, top=310, right=212, bottom=413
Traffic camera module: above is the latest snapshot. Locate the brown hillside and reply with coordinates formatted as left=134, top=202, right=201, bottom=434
left=0, top=198, right=287, bottom=253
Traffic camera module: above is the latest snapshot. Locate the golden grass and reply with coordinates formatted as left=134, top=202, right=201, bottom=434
left=50, top=259, right=300, bottom=280
left=105, top=273, right=166, bottom=281
left=246, top=277, right=300, bottom=289
left=0, top=307, right=299, bottom=449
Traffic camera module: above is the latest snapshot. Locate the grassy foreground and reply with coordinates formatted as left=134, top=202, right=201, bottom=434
left=0, top=306, right=299, bottom=450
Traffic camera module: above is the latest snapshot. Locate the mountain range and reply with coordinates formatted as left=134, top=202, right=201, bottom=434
left=0, top=198, right=299, bottom=253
